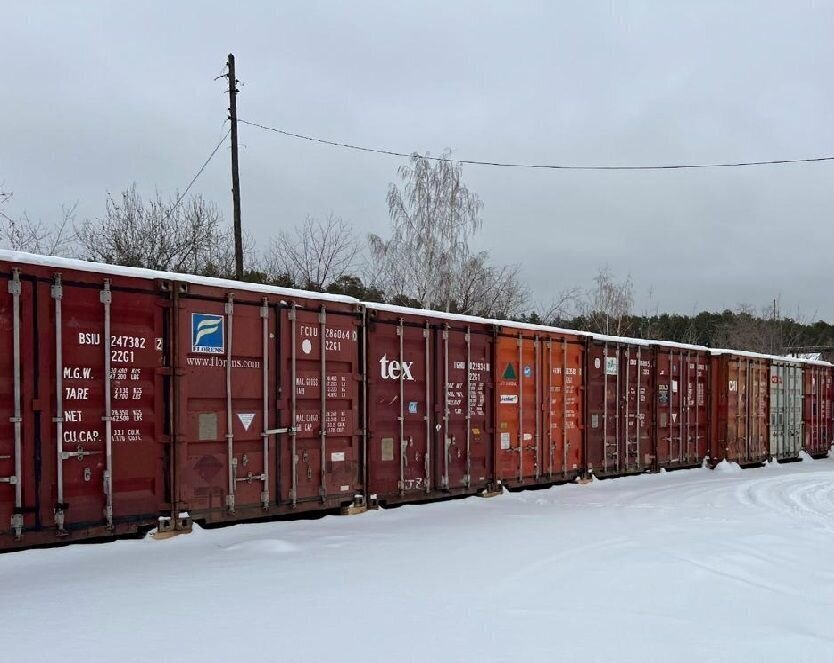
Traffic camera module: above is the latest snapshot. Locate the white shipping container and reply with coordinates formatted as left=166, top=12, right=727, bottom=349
left=769, top=362, right=804, bottom=459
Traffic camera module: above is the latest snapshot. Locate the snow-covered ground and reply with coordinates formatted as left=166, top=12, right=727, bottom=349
left=1, top=457, right=832, bottom=663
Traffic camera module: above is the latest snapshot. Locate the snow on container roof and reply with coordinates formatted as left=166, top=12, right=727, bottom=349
left=0, top=249, right=361, bottom=306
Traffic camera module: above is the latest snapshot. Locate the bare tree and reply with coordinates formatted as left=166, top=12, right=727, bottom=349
left=534, top=287, right=582, bottom=326
left=76, top=184, right=226, bottom=273
left=265, top=214, right=358, bottom=290
left=714, top=298, right=811, bottom=355
left=579, top=266, right=634, bottom=336
left=1, top=188, right=77, bottom=256
left=372, top=151, right=483, bottom=310
left=452, top=250, right=528, bottom=318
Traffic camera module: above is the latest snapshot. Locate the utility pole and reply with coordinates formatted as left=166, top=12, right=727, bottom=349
left=227, top=53, right=243, bottom=280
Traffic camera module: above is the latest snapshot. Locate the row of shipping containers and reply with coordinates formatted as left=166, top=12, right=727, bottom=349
left=1, top=251, right=832, bottom=551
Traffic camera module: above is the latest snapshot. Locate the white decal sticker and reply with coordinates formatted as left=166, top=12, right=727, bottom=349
left=605, top=357, right=618, bottom=375
left=500, top=394, right=519, bottom=404
left=500, top=432, right=511, bottom=449
left=301, top=338, right=313, bottom=355
left=237, top=412, right=256, bottom=431
left=331, top=451, right=345, bottom=462
left=523, top=432, right=533, bottom=441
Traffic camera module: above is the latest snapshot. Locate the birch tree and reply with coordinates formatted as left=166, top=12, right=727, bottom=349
left=371, top=151, right=483, bottom=310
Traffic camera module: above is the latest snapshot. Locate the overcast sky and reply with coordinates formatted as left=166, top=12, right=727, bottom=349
left=1, top=2, right=832, bottom=318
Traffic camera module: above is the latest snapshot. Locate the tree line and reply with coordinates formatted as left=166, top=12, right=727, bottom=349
left=2, top=155, right=831, bottom=360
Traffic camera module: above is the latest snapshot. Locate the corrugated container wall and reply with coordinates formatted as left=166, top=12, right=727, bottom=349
left=803, top=364, right=833, bottom=458
left=1, top=261, right=168, bottom=551
left=585, top=339, right=655, bottom=477
left=710, top=353, right=770, bottom=465
left=769, top=361, right=803, bottom=460
left=364, top=309, right=494, bottom=504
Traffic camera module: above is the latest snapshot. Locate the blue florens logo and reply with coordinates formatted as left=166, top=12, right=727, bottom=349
left=191, top=313, right=224, bottom=354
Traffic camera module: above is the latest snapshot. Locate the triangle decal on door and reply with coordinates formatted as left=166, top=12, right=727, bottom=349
left=237, top=412, right=256, bottom=431
left=502, top=363, right=517, bottom=380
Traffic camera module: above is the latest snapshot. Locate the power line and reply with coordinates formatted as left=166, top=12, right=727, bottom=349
left=168, top=121, right=231, bottom=216
left=239, top=118, right=834, bottom=171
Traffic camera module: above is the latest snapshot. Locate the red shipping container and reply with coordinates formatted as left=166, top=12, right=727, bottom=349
left=172, top=282, right=363, bottom=522
left=710, top=352, right=769, bottom=465
left=1, top=258, right=168, bottom=551
left=364, top=306, right=494, bottom=504
left=585, top=337, right=655, bottom=477
left=803, top=363, right=833, bottom=458
left=653, top=344, right=711, bottom=469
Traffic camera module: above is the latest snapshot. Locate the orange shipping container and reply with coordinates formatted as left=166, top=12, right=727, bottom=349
left=494, top=326, right=584, bottom=487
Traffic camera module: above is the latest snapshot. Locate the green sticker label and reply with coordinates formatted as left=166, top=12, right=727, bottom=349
left=502, top=363, right=517, bottom=380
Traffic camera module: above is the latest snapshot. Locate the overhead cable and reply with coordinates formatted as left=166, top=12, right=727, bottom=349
left=238, top=118, right=833, bottom=171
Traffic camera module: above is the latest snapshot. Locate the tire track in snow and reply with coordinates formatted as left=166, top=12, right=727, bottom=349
left=734, top=472, right=834, bottom=528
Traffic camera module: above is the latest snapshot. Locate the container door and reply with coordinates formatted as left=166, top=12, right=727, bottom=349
left=435, top=326, right=492, bottom=491
left=657, top=349, right=702, bottom=468
left=48, top=276, right=166, bottom=532
left=693, top=354, right=709, bottom=462
left=495, top=333, right=540, bottom=485
left=787, top=364, right=804, bottom=457
left=544, top=338, right=584, bottom=481
left=726, top=358, right=747, bottom=462
left=284, top=305, right=361, bottom=506
left=367, top=319, right=430, bottom=498
left=770, top=363, right=800, bottom=459
left=752, top=360, right=770, bottom=462
left=178, top=295, right=273, bottom=517
left=0, top=271, right=36, bottom=540
left=804, top=366, right=832, bottom=457
left=585, top=342, right=623, bottom=476
left=621, top=344, right=653, bottom=472
left=769, top=364, right=784, bottom=458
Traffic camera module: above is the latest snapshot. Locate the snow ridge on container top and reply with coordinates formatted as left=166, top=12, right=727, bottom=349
left=368, top=302, right=832, bottom=368
left=2, top=249, right=830, bottom=369
left=0, top=249, right=360, bottom=306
